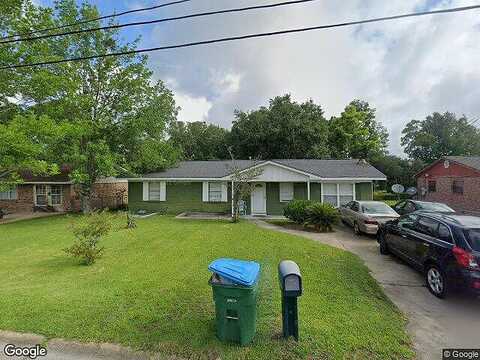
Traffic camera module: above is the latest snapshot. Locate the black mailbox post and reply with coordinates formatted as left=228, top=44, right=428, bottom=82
left=278, top=260, right=302, bottom=341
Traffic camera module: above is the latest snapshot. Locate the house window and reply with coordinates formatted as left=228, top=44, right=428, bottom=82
left=323, top=183, right=338, bottom=207
left=36, top=185, right=47, bottom=206
left=452, top=179, right=464, bottom=194
left=339, top=184, right=354, bottom=206
left=279, top=183, right=294, bottom=202
left=209, top=182, right=223, bottom=202
left=0, top=186, right=17, bottom=200
left=50, top=185, right=63, bottom=206
left=35, top=185, right=63, bottom=206
left=428, top=180, right=436, bottom=192
left=149, top=182, right=163, bottom=201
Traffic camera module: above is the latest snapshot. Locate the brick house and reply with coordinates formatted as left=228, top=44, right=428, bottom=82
left=415, top=156, right=480, bottom=213
left=0, top=171, right=127, bottom=214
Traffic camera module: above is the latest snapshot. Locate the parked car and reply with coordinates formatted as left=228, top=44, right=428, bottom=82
left=377, top=212, right=480, bottom=298
left=392, top=200, right=455, bottom=215
left=340, top=201, right=400, bottom=235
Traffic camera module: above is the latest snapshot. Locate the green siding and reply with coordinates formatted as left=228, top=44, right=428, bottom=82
left=355, top=182, right=373, bottom=200
left=310, top=183, right=321, bottom=202
left=266, top=183, right=308, bottom=216
left=128, top=182, right=231, bottom=215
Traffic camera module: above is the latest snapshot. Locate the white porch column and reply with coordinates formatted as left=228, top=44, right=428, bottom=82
left=231, top=180, right=234, bottom=216
left=353, top=183, right=356, bottom=200
left=307, top=180, right=311, bottom=200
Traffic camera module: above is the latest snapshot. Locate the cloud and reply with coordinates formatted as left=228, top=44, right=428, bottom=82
left=142, top=0, right=480, bottom=155
left=174, top=92, right=212, bottom=123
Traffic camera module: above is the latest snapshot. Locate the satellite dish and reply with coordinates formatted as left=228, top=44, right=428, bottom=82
left=406, top=187, right=417, bottom=196
left=444, top=160, right=450, bottom=168
left=391, top=184, right=405, bottom=194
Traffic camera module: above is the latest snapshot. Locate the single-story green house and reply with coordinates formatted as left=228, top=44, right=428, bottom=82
left=127, top=159, right=386, bottom=216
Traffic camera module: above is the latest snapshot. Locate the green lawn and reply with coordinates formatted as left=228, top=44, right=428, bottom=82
left=0, top=215, right=413, bottom=359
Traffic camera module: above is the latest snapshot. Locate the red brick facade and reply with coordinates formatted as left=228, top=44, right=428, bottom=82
left=0, top=181, right=127, bottom=214
left=0, top=185, right=34, bottom=213
left=416, top=159, right=480, bottom=213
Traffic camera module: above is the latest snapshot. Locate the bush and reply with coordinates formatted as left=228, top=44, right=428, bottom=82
left=64, top=211, right=113, bottom=265
left=374, top=191, right=408, bottom=201
left=305, top=202, right=340, bottom=232
left=283, top=200, right=315, bottom=224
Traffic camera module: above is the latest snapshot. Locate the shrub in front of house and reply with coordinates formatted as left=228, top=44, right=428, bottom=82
left=283, top=200, right=315, bottom=225
left=64, top=210, right=113, bottom=265
left=304, top=202, right=340, bottom=232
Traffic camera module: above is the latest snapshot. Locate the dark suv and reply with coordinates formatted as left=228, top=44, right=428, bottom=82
left=377, top=212, right=480, bottom=298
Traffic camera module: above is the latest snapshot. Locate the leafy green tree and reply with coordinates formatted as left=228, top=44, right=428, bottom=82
left=328, top=100, right=388, bottom=160
left=0, top=114, right=61, bottom=188
left=401, top=112, right=480, bottom=163
left=229, top=95, right=330, bottom=159
left=169, top=121, right=229, bottom=160
left=369, top=154, right=424, bottom=189
left=0, top=0, right=179, bottom=211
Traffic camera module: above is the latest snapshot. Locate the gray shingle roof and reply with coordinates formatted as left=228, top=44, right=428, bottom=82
left=446, top=156, right=480, bottom=172
left=140, top=159, right=386, bottom=179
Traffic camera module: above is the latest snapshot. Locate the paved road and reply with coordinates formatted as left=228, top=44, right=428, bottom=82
left=255, top=220, right=480, bottom=360
left=0, top=332, right=154, bottom=360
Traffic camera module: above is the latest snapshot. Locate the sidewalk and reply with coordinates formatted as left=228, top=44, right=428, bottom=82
left=0, top=331, right=173, bottom=360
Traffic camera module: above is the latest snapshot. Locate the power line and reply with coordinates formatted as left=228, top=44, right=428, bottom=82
left=1, top=0, right=192, bottom=41
left=0, top=0, right=319, bottom=45
left=2, top=4, right=479, bottom=70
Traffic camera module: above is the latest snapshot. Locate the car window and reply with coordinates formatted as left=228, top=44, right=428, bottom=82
left=352, top=202, right=360, bottom=212
left=415, top=216, right=438, bottom=237
left=361, top=202, right=397, bottom=215
left=416, top=202, right=455, bottom=212
left=404, top=202, right=417, bottom=213
left=344, top=201, right=354, bottom=209
left=398, top=214, right=418, bottom=230
left=394, top=201, right=406, bottom=211
left=464, top=229, right=480, bottom=251
left=437, top=224, right=453, bottom=243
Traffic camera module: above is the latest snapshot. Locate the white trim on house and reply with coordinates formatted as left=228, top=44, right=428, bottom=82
left=230, top=160, right=314, bottom=179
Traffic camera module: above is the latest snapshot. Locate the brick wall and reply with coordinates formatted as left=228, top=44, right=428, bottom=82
left=417, top=176, right=480, bottom=213
left=0, top=185, right=34, bottom=213
left=69, top=182, right=128, bottom=212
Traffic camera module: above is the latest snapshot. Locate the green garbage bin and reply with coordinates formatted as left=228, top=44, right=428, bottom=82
left=208, top=258, right=261, bottom=345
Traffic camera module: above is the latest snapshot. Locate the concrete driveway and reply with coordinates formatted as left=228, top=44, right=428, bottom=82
left=255, top=220, right=480, bottom=360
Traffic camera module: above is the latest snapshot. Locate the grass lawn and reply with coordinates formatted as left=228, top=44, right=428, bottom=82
left=0, top=215, right=413, bottom=359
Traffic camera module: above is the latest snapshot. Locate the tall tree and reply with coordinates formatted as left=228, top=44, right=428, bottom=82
left=369, top=154, right=424, bottom=189
left=0, top=0, right=179, bottom=211
left=169, top=121, right=229, bottom=160
left=401, top=112, right=480, bottom=163
left=229, top=95, right=330, bottom=159
left=328, top=100, right=388, bottom=160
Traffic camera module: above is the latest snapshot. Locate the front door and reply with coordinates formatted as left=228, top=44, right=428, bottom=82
left=251, top=183, right=266, bottom=215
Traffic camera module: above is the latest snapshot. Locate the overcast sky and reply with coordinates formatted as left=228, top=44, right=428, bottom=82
left=36, top=0, right=480, bottom=155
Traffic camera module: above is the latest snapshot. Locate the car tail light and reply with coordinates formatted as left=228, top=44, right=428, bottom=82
left=452, top=246, right=479, bottom=271
left=473, top=281, right=480, bottom=290
left=364, top=219, right=378, bottom=225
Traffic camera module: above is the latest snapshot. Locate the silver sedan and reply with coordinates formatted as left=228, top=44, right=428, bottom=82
left=340, top=201, right=400, bottom=235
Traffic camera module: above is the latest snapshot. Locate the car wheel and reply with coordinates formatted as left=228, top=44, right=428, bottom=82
left=353, top=222, right=362, bottom=236
left=378, top=232, right=390, bottom=255
left=425, top=265, right=448, bottom=299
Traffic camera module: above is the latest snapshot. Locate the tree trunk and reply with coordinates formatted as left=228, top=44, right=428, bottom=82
left=79, top=184, right=93, bottom=214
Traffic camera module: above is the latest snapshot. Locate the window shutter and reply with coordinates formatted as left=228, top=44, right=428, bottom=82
left=160, top=181, right=166, bottom=201
left=142, top=182, right=149, bottom=201
left=202, top=182, right=209, bottom=202
left=221, top=182, right=228, bottom=202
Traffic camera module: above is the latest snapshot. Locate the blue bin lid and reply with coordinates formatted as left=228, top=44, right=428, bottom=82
left=208, top=258, right=260, bottom=287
